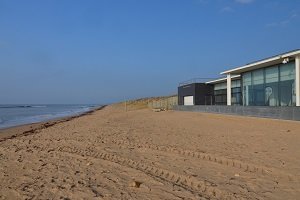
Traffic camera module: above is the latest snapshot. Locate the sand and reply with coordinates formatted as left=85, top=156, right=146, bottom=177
left=0, top=104, right=300, bottom=199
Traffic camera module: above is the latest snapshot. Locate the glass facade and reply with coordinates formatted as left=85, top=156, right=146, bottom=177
left=265, top=66, right=279, bottom=106
left=231, top=80, right=242, bottom=105
left=214, top=82, right=227, bottom=105
left=214, top=80, right=242, bottom=105
left=242, top=61, right=296, bottom=106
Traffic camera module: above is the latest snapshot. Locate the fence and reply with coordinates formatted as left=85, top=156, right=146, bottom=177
left=148, top=96, right=178, bottom=110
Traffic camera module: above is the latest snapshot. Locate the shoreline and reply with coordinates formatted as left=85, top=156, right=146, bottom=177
left=0, top=105, right=106, bottom=142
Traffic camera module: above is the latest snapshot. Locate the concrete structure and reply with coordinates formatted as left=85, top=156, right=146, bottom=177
left=173, top=105, right=300, bottom=121
left=227, top=74, right=231, bottom=106
left=177, top=83, right=214, bottom=106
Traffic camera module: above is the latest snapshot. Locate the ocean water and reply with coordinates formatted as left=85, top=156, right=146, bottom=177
left=0, top=104, right=100, bottom=129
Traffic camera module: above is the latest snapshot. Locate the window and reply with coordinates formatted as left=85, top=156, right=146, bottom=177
left=213, top=81, right=242, bottom=105
left=265, top=66, right=279, bottom=106
left=243, top=72, right=252, bottom=106
left=231, top=80, right=242, bottom=105
left=214, top=83, right=227, bottom=105
left=280, top=63, right=295, bottom=106
left=252, top=69, right=264, bottom=106
left=241, top=61, right=296, bottom=107
left=231, top=80, right=241, bottom=88
left=214, top=82, right=227, bottom=90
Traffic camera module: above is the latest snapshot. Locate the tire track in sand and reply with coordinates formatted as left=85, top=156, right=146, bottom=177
left=93, top=136, right=290, bottom=180
left=27, top=136, right=293, bottom=182
left=57, top=145, right=244, bottom=200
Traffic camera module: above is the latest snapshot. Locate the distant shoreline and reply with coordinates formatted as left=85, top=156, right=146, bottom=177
left=0, top=105, right=106, bottom=142
left=0, top=104, right=101, bottom=130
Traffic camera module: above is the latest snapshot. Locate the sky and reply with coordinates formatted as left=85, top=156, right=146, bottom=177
left=1, top=0, right=300, bottom=104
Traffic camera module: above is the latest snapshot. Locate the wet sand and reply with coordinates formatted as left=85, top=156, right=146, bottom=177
left=0, top=104, right=300, bottom=199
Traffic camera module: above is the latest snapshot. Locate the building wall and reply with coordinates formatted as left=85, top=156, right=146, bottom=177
left=195, top=84, right=214, bottom=105
left=178, top=84, right=195, bottom=105
left=178, top=83, right=214, bottom=105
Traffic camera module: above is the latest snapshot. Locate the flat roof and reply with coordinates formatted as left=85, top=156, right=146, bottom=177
left=205, top=75, right=241, bottom=84
left=179, top=78, right=219, bottom=86
left=220, top=49, right=300, bottom=75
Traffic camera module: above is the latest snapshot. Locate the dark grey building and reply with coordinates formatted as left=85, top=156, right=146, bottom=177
left=178, top=83, right=214, bottom=106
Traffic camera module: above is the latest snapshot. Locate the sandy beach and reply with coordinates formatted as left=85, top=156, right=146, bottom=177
left=1, top=104, right=300, bottom=199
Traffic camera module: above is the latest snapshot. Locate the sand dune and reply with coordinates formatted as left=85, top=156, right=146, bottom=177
left=1, top=104, right=300, bottom=199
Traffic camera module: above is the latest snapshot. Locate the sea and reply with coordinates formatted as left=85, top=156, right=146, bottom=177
left=0, top=104, right=101, bottom=129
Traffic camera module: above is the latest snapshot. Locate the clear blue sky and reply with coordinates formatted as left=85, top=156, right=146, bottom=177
left=1, top=0, right=300, bottom=104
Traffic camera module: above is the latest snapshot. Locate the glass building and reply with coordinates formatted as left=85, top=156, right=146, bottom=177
left=206, top=49, right=300, bottom=107
left=242, top=62, right=295, bottom=106
left=206, top=76, right=242, bottom=105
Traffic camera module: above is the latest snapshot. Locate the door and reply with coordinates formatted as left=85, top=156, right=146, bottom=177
left=184, top=96, right=194, bottom=105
